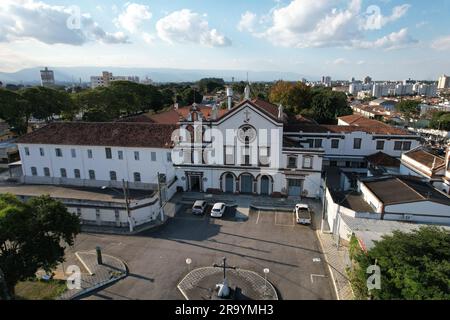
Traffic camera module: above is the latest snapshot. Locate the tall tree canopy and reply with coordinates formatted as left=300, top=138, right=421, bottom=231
left=349, top=226, right=450, bottom=300
left=429, top=111, right=450, bottom=131
left=0, top=194, right=80, bottom=299
left=177, top=86, right=203, bottom=106
left=269, top=81, right=312, bottom=114
left=198, top=78, right=225, bottom=94
left=310, top=90, right=352, bottom=124
left=395, top=100, right=421, bottom=121
left=0, top=87, right=72, bottom=134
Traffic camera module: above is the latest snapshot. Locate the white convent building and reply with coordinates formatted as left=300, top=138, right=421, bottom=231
left=17, top=95, right=421, bottom=200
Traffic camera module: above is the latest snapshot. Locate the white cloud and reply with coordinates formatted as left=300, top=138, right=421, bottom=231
left=156, top=9, right=231, bottom=47
left=431, top=36, right=450, bottom=51
left=237, top=11, right=257, bottom=32
left=142, top=32, right=156, bottom=44
left=0, top=0, right=129, bottom=45
left=114, top=3, right=152, bottom=34
left=263, top=0, right=362, bottom=48
left=354, top=28, right=417, bottom=50
left=330, top=58, right=349, bottom=65
left=239, top=0, right=415, bottom=50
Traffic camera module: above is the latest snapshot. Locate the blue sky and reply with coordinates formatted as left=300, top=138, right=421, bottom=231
left=0, top=0, right=450, bottom=80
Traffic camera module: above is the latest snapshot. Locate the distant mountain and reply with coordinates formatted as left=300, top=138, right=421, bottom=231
left=0, top=67, right=313, bottom=84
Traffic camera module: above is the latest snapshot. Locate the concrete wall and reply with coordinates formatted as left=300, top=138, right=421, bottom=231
left=385, top=201, right=450, bottom=224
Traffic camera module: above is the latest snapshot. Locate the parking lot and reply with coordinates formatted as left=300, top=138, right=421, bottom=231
left=69, top=201, right=335, bottom=300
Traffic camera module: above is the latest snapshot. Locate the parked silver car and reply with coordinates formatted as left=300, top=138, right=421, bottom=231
left=192, top=200, right=207, bottom=215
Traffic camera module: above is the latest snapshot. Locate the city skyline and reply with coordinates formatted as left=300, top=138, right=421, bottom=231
left=0, top=0, right=450, bottom=80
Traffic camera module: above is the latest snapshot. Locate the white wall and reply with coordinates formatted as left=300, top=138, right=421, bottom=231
left=385, top=201, right=450, bottom=224
left=286, top=131, right=420, bottom=159
left=18, top=143, right=175, bottom=190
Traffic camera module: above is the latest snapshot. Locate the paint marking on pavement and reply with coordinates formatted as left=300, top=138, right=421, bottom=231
left=274, top=211, right=295, bottom=227
left=256, top=210, right=261, bottom=224
left=310, top=274, right=327, bottom=284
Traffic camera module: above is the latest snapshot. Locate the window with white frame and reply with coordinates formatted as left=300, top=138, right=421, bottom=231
left=287, top=156, right=297, bottom=168
left=134, top=151, right=140, bottom=161
left=88, top=170, right=95, bottom=180
left=118, top=150, right=123, bottom=160
left=44, top=167, right=50, bottom=177
left=87, top=149, right=93, bottom=159
left=25, top=147, right=30, bottom=156
left=74, top=169, right=81, bottom=179
left=39, top=148, right=44, bottom=156
left=105, top=148, right=112, bottom=159
left=110, top=171, right=117, bottom=181
left=134, top=172, right=141, bottom=182
left=31, top=167, right=37, bottom=176
left=71, top=149, right=76, bottom=158
left=55, top=148, right=63, bottom=157
left=302, top=156, right=313, bottom=169
left=151, top=152, right=156, bottom=161
left=60, top=168, right=67, bottom=178
left=225, top=146, right=235, bottom=165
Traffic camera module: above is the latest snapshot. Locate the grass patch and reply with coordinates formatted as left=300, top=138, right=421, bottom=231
left=15, top=279, right=67, bottom=300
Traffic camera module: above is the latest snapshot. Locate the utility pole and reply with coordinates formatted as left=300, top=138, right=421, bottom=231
left=320, top=172, right=328, bottom=233
left=157, top=172, right=165, bottom=222
left=122, top=179, right=133, bottom=232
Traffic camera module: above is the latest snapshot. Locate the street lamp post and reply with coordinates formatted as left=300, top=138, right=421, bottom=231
left=263, top=268, right=270, bottom=296
left=186, top=258, right=192, bottom=272
left=101, top=181, right=133, bottom=233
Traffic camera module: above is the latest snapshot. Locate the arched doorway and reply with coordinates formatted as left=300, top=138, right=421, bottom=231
left=225, top=173, right=234, bottom=193
left=240, top=173, right=253, bottom=194
left=260, top=175, right=270, bottom=195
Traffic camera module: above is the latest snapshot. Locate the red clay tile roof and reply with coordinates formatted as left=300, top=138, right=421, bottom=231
left=251, top=98, right=279, bottom=119
left=17, top=122, right=178, bottom=149
left=403, top=149, right=446, bottom=169
left=366, top=152, right=400, bottom=167
left=146, top=105, right=229, bottom=124
left=338, top=115, right=390, bottom=127
left=362, top=176, right=450, bottom=206
left=116, top=114, right=156, bottom=123
left=146, top=99, right=282, bottom=124
left=284, top=124, right=413, bottom=135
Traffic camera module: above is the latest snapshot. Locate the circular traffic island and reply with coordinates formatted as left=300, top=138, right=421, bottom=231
left=177, top=267, right=278, bottom=300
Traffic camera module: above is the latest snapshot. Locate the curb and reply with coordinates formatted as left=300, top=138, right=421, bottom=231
left=177, top=267, right=278, bottom=301
left=62, top=251, right=129, bottom=300
left=75, top=252, right=94, bottom=276
left=315, top=230, right=340, bottom=300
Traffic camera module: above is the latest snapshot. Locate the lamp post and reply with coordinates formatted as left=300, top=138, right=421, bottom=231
left=186, top=258, right=192, bottom=272
left=263, top=268, right=270, bottom=296
left=101, top=180, right=133, bottom=232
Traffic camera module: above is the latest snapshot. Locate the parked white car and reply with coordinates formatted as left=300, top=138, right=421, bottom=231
left=294, top=204, right=312, bottom=225
left=210, top=203, right=226, bottom=218
left=192, top=200, right=207, bottom=215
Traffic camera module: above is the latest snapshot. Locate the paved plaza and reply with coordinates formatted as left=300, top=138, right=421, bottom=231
left=66, top=198, right=335, bottom=300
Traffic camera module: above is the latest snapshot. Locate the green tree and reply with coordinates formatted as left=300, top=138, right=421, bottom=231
left=350, top=226, right=450, bottom=300
left=0, top=194, right=80, bottom=298
left=0, top=89, right=29, bottom=135
left=395, top=100, right=421, bottom=122
left=198, top=78, right=225, bottom=94
left=310, top=90, right=352, bottom=124
left=19, top=87, right=72, bottom=121
left=269, top=81, right=312, bottom=114
left=178, top=87, right=203, bottom=106
left=429, top=111, right=450, bottom=131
